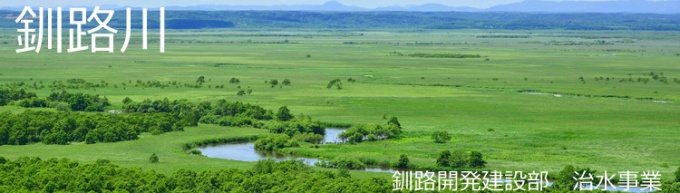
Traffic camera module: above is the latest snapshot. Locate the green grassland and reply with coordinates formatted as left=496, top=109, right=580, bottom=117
left=0, top=29, right=678, bottom=180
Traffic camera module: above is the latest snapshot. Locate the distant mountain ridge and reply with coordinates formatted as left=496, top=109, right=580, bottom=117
left=1, top=0, right=680, bottom=13
left=488, top=0, right=680, bottom=13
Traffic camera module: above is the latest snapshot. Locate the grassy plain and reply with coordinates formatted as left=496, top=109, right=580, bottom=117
left=0, top=29, right=678, bottom=180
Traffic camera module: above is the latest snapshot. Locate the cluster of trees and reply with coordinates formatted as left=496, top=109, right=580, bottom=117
left=123, top=98, right=328, bottom=149
left=125, top=79, right=208, bottom=89
left=436, top=150, right=486, bottom=168
left=551, top=165, right=597, bottom=191
left=255, top=118, right=330, bottom=149
left=2, top=89, right=110, bottom=112
left=337, top=117, right=402, bottom=143
left=0, top=88, right=37, bottom=106
left=262, top=120, right=325, bottom=136
left=669, top=167, right=680, bottom=192
left=46, top=90, right=111, bottom=111
left=1, top=79, right=203, bottom=91
left=407, top=53, right=481, bottom=59
left=265, top=79, right=292, bottom=88
left=181, top=135, right=261, bottom=151
left=236, top=89, right=253, bottom=96
left=0, top=157, right=392, bottom=192
left=6, top=156, right=679, bottom=192
left=315, top=157, right=366, bottom=170
left=123, top=98, right=279, bottom=128
left=431, top=130, right=452, bottom=143
left=476, top=35, right=531, bottom=38
left=327, top=79, right=343, bottom=89
left=291, top=132, right=324, bottom=144
left=543, top=40, right=614, bottom=46
left=0, top=110, right=184, bottom=145
left=254, top=134, right=300, bottom=151
left=396, top=155, right=410, bottom=169
left=17, top=97, right=50, bottom=108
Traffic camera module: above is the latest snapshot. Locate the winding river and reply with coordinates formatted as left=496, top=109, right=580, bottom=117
left=196, top=128, right=397, bottom=173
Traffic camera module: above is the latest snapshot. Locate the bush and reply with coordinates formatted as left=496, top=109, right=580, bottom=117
left=149, top=153, right=159, bottom=163
left=315, top=157, right=366, bottom=170
left=676, top=166, right=680, bottom=183
left=450, top=150, right=468, bottom=168
left=388, top=117, right=401, bottom=128
left=431, top=131, right=451, bottom=143
left=292, top=132, right=324, bottom=144
left=189, top=149, right=202, bottom=155
left=55, top=102, right=71, bottom=111
left=47, top=91, right=110, bottom=111
left=338, top=123, right=401, bottom=144
left=269, top=79, right=279, bottom=87
left=468, top=151, right=486, bottom=168
left=326, top=79, right=342, bottom=89
left=436, top=150, right=451, bottom=167
left=282, top=79, right=291, bottom=85
left=17, top=98, right=49, bottom=108
left=397, top=154, right=409, bottom=168
left=254, top=135, right=299, bottom=151
left=552, top=165, right=577, bottom=191
left=276, top=106, right=293, bottom=121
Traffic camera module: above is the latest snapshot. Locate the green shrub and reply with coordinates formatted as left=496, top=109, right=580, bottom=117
left=431, top=131, right=451, bottom=143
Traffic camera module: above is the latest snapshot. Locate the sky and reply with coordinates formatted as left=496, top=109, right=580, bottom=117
left=2, top=0, right=668, bottom=9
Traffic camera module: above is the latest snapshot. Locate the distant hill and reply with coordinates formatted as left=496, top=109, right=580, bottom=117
left=161, top=0, right=680, bottom=14
left=488, top=0, right=680, bottom=13
left=165, top=1, right=366, bottom=11
left=2, top=1, right=680, bottom=13
left=375, top=3, right=481, bottom=12
left=2, top=10, right=680, bottom=30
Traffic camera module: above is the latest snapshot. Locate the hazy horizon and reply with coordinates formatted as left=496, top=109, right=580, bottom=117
left=1, top=0, right=674, bottom=9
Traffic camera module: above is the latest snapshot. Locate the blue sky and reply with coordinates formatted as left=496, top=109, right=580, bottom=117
left=3, top=0, right=661, bottom=9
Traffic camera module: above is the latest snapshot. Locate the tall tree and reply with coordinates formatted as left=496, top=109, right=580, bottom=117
left=276, top=106, right=293, bottom=121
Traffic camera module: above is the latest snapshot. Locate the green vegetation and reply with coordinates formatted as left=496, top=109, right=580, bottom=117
left=450, top=150, right=468, bottom=168
left=276, top=106, right=293, bottom=121
left=254, top=134, right=299, bottom=151
left=315, top=157, right=367, bottom=170
left=1, top=14, right=680, bottom=191
left=468, top=151, right=487, bottom=168
left=431, top=130, right=451, bottom=143
left=436, top=150, right=451, bottom=167
left=326, top=79, right=343, bottom=89
left=0, top=157, right=391, bottom=192
left=436, top=149, right=486, bottom=169
left=338, top=122, right=402, bottom=143
left=0, top=88, right=37, bottom=105
left=408, top=53, right=482, bottom=59
left=397, top=154, right=410, bottom=169
left=0, top=110, right=187, bottom=145
left=3, top=11, right=680, bottom=30
left=149, top=153, right=159, bottom=163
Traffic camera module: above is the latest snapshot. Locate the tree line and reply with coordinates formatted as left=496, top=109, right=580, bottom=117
left=0, top=89, right=111, bottom=112
left=337, top=117, right=402, bottom=143
left=0, top=156, right=677, bottom=192
left=0, top=157, right=393, bottom=193
left=0, top=110, right=184, bottom=145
